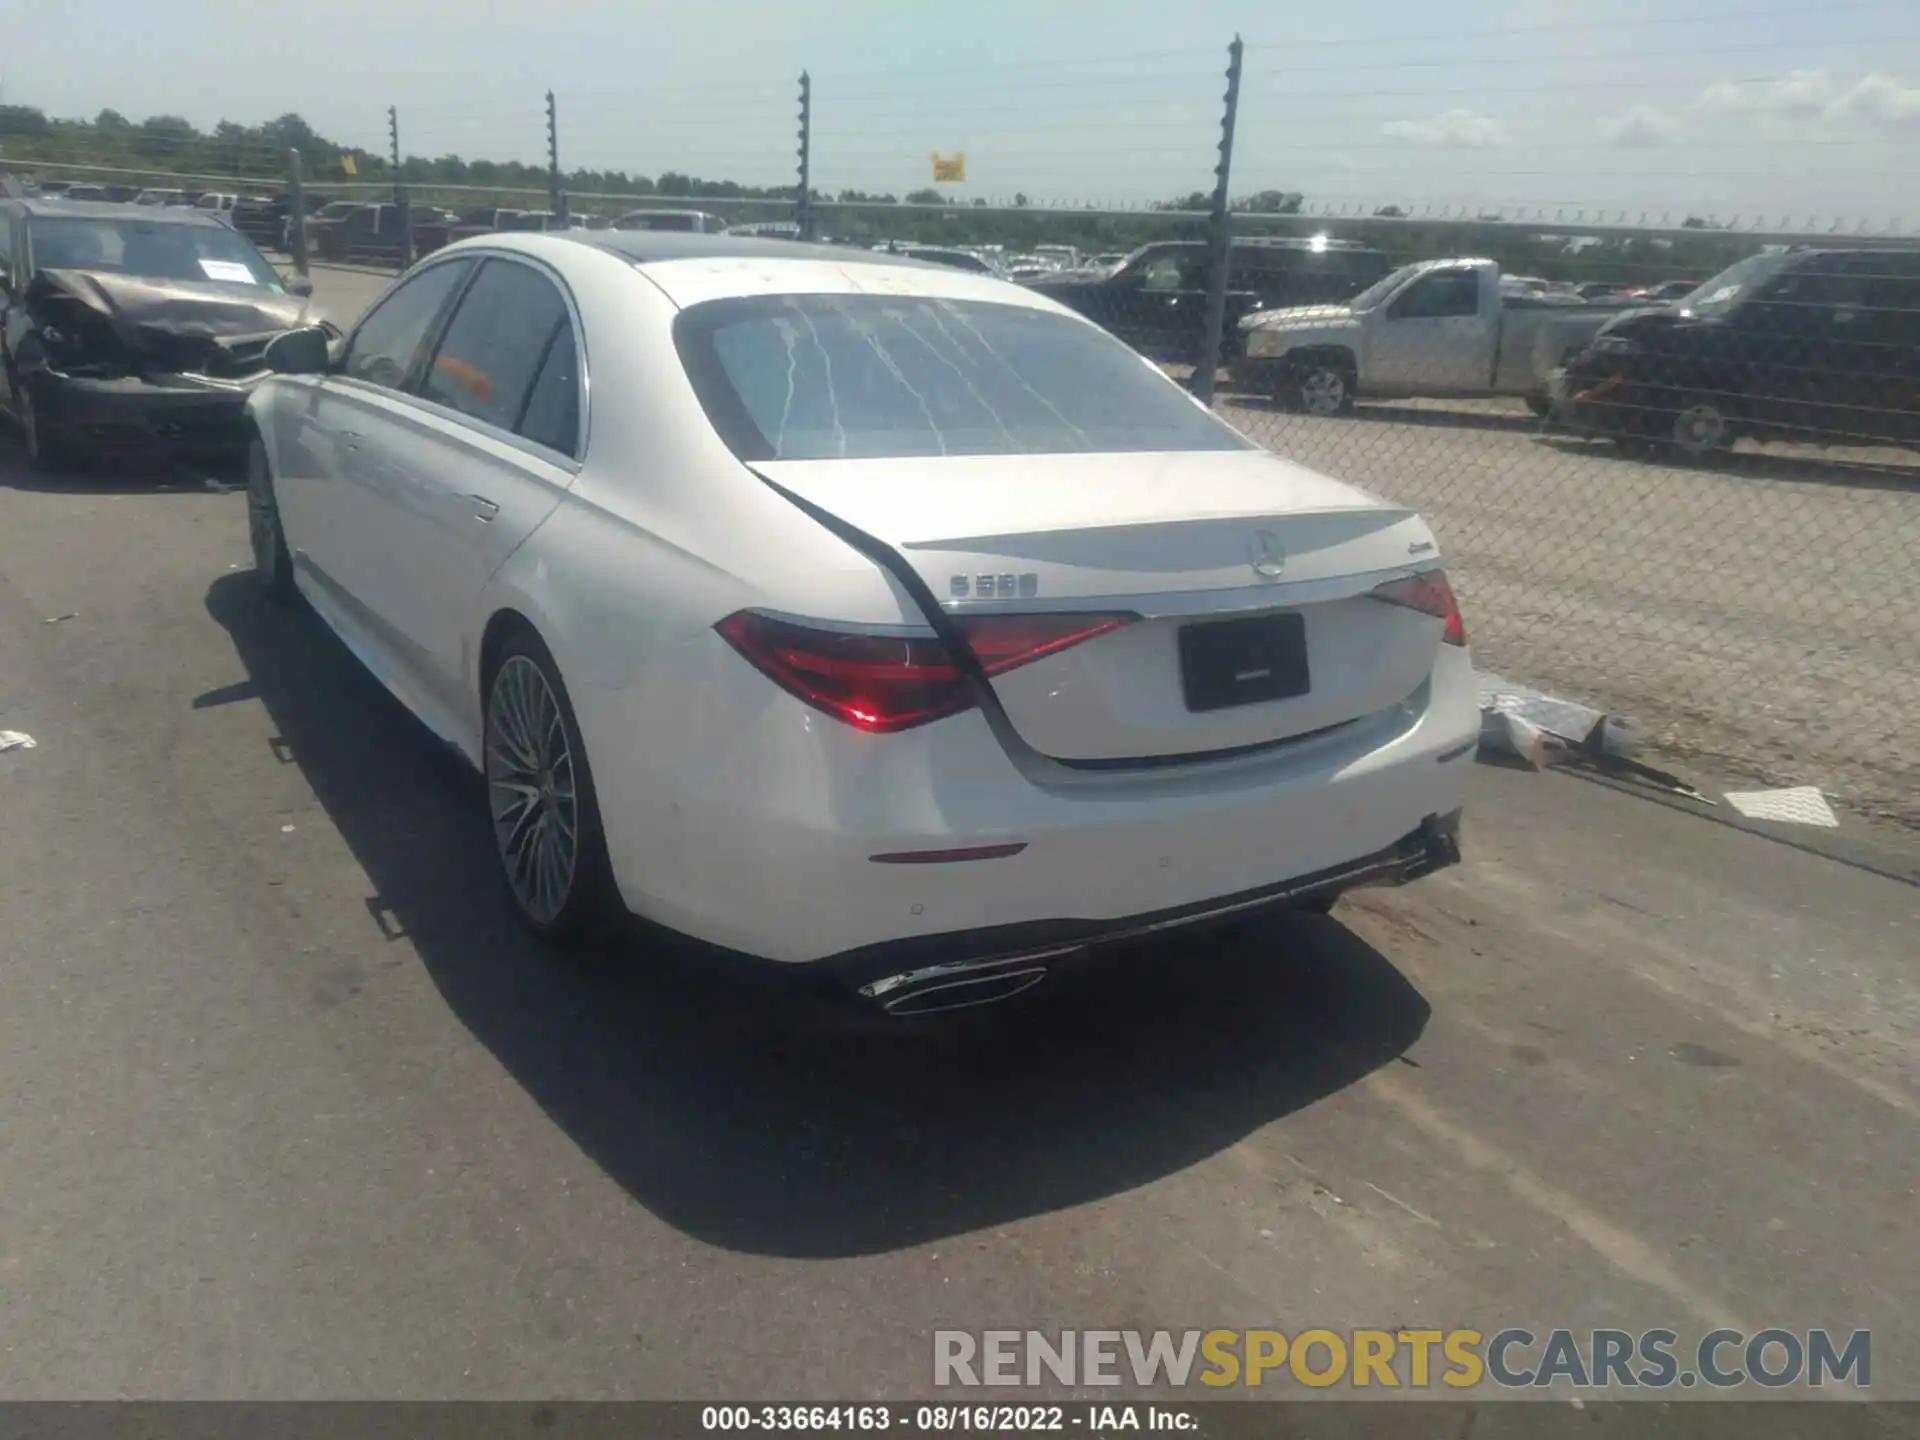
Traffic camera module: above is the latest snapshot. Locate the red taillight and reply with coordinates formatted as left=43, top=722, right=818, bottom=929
left=716, top=610, right=1132, bottom=733
left=1371, top=569, right=1467, bottom=647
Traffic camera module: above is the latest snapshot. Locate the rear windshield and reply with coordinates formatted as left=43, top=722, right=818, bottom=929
left=28, top=215, right=283, bottom=289
left=674, top=294, right=1252, bottom=461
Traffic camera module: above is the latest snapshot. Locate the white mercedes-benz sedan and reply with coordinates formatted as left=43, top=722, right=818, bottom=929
left=245, top=231, right=1477, bottom=1014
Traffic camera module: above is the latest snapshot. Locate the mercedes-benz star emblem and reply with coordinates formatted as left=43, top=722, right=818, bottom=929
left=1248, top=530, right=1286, bottom=580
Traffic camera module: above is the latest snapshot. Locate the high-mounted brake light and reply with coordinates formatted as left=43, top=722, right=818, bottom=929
left=716, top=610, right=1133, bottom=733
left=1370, top=569, right=1467, bottom=647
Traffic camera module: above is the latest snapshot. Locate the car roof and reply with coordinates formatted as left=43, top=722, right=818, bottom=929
left=440, top=230, right=1065, bottom=312
left=10, top=196, right=233, bottom=229
left=489, top=229, right=958, bottom=270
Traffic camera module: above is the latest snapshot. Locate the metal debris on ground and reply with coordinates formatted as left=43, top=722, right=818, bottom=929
left=1477, top=672, right=1644, bottom=758
left=1478, top=707, right=1569, bottom=770
left=1722, top=786, right=1840, bottom=828
left=0, top=730, right=38, bottom=774
left=1476, top=672, right=1717, bottom=801
left=44, top=613, right=77, bottom=624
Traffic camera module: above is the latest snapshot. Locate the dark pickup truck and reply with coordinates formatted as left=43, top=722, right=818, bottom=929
left=1019, top=237, right=1394, bottom=365
left=1555, top=246, right=1920, bottom=458
left=309, top=202, right=459, bottom=264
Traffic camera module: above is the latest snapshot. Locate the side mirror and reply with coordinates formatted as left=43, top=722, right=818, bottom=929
left=284, top=275, right=315, bottom=297
left=264, top=325, right=331, bottom=375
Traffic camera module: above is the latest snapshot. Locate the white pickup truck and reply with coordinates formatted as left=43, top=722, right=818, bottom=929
left=1231, top=258, right=1642, bottom=417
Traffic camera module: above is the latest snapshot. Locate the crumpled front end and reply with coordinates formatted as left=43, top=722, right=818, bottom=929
left=20, top=269, right=318, bottom=468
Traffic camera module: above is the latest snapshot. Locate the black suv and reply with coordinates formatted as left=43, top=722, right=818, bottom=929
left=1559, top=246, right=1920, bottom=457
left=1020, top=237, right=1393, bottom=364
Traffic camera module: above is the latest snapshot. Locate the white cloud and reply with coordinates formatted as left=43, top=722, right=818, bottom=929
left=1379, top=109, right=1506, bottom=148
left=1688, top=69, right=1835, bottom=119
left=1600, top=104, right=1680, bottom=147
left=1824, top=74, right=1920, bottom=126
left=1600, top=70, right=1920, bottom=146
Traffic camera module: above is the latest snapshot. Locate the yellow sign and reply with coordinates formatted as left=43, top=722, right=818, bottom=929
left=931, top=152, right=966, bottom=183
left=340, top=153, right=359, bottom=177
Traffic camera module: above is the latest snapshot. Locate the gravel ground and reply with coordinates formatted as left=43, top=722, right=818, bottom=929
left=1220, top=393, right=1920, bottom=827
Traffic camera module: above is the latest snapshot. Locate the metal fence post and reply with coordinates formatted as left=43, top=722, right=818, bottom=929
left=796, top=71, right=814, bottom=241
left=1194, top=35, right=1244, bottom=404
left=547, top=90, right=570, bottom=227
left=389, top=104, right=414, bottom=268
left=287, top=148, right=310, bottom=276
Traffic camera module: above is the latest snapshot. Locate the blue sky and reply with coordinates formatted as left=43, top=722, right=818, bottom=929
left=5, top=0, right=1917, bottom=221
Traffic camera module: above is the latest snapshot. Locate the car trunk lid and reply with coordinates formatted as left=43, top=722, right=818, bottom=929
left=752, top=449, right=1450, bottom=762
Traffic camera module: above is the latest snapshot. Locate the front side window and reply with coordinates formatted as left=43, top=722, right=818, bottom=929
left=1390, top=270, right=1481, bottom=319
left=420, top=259, right=572, bottom=435
left=676, top=294, right=1252, bottom=461
left=342, top=258, right=472, bottom=389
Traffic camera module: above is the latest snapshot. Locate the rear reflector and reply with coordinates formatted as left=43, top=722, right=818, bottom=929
left=869, top=843, right=1029, bottom=864
left=716, top=610, right=1134, bottom=733
left=1370, top=569, right=1467, bottom=647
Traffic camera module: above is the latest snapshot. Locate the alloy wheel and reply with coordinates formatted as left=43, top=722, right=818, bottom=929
left=486, top=655, right=580, bottom=926
left=1672, top=402, right=1730, bottom=456
left=1300, top=368, right=1349, bottom=417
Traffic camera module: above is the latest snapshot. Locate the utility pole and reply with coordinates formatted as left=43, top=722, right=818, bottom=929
left=389, top=104, right=414, bottom=268
left=547, top=90, right=570, bottom=227
left=287, top=148, right=310, bottom=276
left=795, top=71, right=814, bottom=241
left=1194, top=36, right=1243, bottom=404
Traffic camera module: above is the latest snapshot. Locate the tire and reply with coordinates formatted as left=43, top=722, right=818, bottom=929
left=1278, top=360, right=1355, bottom=417
left=482, top=626, right=622, bottom=947
left=17, top=384, right=77, bottom=473
left=1294, top=893, right=1339, bottom=916
left=246, top=436, right=297, bottom=604
left=1524, top=394, right=1553, bottom=419
left=1666, top=396, right=1734, bottom=460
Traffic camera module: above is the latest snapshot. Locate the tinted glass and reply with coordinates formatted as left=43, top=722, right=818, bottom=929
left=343, top=259, right=471, bottom=389
left=421, top=259, right=570, bottom=432
left=677, top=294, right=1251, bottom=461
left=27, top=216, right=282, bottom=288
left=516, top=316, right=582, bottom=456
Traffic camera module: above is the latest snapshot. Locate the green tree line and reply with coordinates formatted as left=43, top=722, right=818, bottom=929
left=1, top=101, right=1755, bottom=278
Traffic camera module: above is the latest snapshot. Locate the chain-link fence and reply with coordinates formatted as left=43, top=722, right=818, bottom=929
left=3, top=47, right=1916, bottom=823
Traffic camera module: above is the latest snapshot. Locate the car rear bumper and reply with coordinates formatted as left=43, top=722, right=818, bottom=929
left=573, top=637, right=1480, bottom=974
left=816, top=807, right=1462, bottom=1013
left=26, top=369, right=261, bottom=464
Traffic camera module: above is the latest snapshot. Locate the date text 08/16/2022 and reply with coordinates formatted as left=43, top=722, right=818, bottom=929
left=701, top=1405, right=1196, bottom=1432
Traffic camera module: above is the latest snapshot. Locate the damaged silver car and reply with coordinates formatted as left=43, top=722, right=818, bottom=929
left=1, top=196, right=331, bottom=473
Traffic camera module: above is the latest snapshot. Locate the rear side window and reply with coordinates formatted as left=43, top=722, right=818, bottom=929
left=516, top=316, right=582, bottom=456
left=676, top=294, right=1252, bottom=461
left=420, top=259, right=571, bottom=435
left=343, top=258, right=472, bottom=390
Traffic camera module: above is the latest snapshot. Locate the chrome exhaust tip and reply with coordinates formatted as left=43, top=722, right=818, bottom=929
left=859, top=949, right=1077, bottom=1017
left=880, top=966, right=1050, bottom=1016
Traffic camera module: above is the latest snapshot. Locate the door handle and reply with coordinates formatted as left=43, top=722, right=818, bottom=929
left=468, top=494, right=501, bottom=522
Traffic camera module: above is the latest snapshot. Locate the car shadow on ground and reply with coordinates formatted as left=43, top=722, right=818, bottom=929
left=205, top=572, right=1431, bottom=1260
left=0, top=440, right=243, bottom=496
